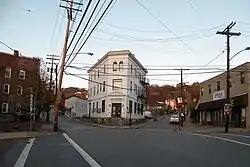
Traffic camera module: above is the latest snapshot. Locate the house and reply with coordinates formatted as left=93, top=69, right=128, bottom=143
left=64, top=96, right=88, bottom=118
left=0, top=51, right=40, bottom=116
left=196, top=62, right=250, bottom=128
left=87, top=50, right=149, bottom=121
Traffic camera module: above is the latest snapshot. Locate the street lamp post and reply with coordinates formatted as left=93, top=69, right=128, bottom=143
left=225, top=47, right=250, bottom=132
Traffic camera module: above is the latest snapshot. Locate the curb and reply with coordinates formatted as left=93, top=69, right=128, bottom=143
left=0, top=132, right=41, bottom=140
left=90, top=120, right=154, bottom=129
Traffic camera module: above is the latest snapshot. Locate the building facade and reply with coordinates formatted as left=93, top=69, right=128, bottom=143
left=87, top=50, right=149, bottom=120
left=0, top=51, right=40, bottom=116
left=196, top=62, right=250, bottom=128
left=65, top=96, right=88, bottom=118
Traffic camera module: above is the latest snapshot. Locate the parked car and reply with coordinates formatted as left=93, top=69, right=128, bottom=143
left=145, top=111, right=153, bottom=119
left=169, top=114, right=179, bottom=124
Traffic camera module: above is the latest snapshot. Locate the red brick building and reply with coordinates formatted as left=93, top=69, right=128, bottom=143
left=0, top=51, right=40, bottom=115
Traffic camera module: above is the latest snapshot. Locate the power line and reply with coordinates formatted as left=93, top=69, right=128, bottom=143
left=65, top=0, right=101, bottom=66
left=0, top=40, right=14, bottom=51
left=101, top=22, right=225, bottom=34
left=135, top=0, right=196, bottom=54
left=65, top=0, right=115, bottom=69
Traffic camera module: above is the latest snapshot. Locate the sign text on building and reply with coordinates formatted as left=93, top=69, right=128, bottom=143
left=213, top=90, right=225, bottom=100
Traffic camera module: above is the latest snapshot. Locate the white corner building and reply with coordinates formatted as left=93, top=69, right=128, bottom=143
left=87, top=50, right=149, bottom=120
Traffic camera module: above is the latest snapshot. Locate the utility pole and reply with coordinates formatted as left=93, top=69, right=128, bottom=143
left=46, top=54, right=59, bottom=122
left=174, top=68, right=189, bottom=130
left=54, top=0, right=83, bottom=131
left=216, top=22, right=241, bottom=133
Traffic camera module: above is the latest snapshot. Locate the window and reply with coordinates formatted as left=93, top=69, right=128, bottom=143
left=90, top=88, right=92, bottom=96
left=19, top=70, right=26, bottom=80
left=129, top=100, right=133, bottom=113
left=229, top=77, right=232, bottom=87
left=208, top=84, right=211, bottom=94
left=130, top=64, right=133, bottom=74
left=17, top=86, right=23, bottom=95
left=98, top=70, right=100, bottom=78
left=5, top=67, right=11, bottom=78
left=201, top=87, right=204, bottom=96
left=96, top=101, right=98, bottom=111
left=3, top=84, right=10, bottom=94
left=90, top=75, right=92, bottom=81
left=130, top=81, right=132, bottom=92
left=104, top=65, right=106, bottom=74
left=118, top=61, right=123, bottom=71
left=97, top=84, right=99, bottom=94
left=113, top=62, right=117, bottom=71
left=134, top=84, right=137, bottom=95
left=103, top=81, right=106, bottom=92
left=137, top=103, right=140, bottom=114
left=112, top=79, right=122, bottom=90
left=94, top=72, right=96, bottom=80
left=92, top=102, right=95, bottom=113
left=100, top=83, right=102, bottom=92
left=134, top=102, right=137, bottom=114
left=1, top=103, right=8, bottom=113
left=94, top=86, right=96, bottom=95
left=102, top=100, right=105, bottom=112
left=240, top=72, right=245, bottom=84
left=216, top=81, right=220, bottom=91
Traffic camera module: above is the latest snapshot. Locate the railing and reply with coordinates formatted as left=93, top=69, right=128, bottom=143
left=137, top=89, right=146, bottom=99
left=140, top=76, right=149, bottom=85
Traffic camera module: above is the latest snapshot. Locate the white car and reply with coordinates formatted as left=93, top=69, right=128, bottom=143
left=145, top=111, right=153, bottom=119
left=169, top=114, right=180, bottom=124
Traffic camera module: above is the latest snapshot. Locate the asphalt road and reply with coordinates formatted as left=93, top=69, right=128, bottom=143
left=2, top=117, right=250, bottom=167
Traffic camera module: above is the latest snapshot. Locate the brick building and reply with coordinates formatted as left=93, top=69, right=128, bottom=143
left=0, top=51, right=40, bottom=115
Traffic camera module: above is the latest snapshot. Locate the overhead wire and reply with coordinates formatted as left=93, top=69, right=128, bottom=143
left=134, top=0, right=196, bottom=54
left=64, top=0, right=116, bottom=70
left=65, top=0, right=102, bottom=66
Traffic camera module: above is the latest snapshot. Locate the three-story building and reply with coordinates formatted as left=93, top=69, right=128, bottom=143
left=87, top=50, right=149, bottom=121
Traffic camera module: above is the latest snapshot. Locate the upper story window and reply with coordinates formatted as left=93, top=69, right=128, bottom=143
left=118, top=61, right=123, bottom=71
left=112, top=79, right=122, bottom=90
left=1, top=103, right=8, bottom=113
left=216, top=81, right=220, bottom=91
left=113, top=62, right=117, bottom=71
left=98, top=70, right=100, bottom=78
left=94, top=86, right=96, bottom=95
left=240, top=72, right=245, bottom=84
left=94, top=72, right=96, bottom=80
left=19, top=70, right=26, bottom=80
left=201, top=87, right=204, bottom=96
left=100, top=83, right=102, bottom=92
left=5, top=67, right=11, bottom=78
left=134, top=84, right=137, bottom=95
left=97, top=84, right=99, bottom=94
left=208, top=84, right=211, bottom=94
left=130, top=81, right=132, bottom=92
left=103, top=81, right=106, bottom=92
left=90, top=88, right=92, bottom=96
left=104, top=64, right=106, bottom=74
left=17, top=86, right=23, bottom=95
left=130, top=64, right=133, bottom=74
left=3, top=84, right=10, bottom=94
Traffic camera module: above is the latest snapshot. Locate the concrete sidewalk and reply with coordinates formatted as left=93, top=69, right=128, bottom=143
left=0, top=124, right=56, bottom=140
left=91, top=119, right=155, bottom=129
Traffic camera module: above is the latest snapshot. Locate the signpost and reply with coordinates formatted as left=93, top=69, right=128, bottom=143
left=30, top=94, right=33, bottom=132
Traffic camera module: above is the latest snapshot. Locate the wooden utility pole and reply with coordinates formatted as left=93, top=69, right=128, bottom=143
left=54, top=0, right=82, bottom=131
left=216, top=22, right=241, bottom=133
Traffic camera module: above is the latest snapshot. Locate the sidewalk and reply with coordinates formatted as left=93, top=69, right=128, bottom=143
left=0, top=123, right=56, bottom=140
left=90, top=119, right=155, bottom=129
left=180, top=118, right=250, bottom=134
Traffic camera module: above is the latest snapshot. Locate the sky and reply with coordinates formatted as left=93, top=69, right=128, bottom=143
left=0, top=0, right=249, bottom=89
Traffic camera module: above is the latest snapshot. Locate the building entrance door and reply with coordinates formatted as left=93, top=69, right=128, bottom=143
left=111, top=103, right=122, bottom=117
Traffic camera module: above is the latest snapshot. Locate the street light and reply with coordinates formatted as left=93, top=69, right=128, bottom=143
left=66, top=52, right=94, bottom=56
left=230, top=47, right=250, bottom=60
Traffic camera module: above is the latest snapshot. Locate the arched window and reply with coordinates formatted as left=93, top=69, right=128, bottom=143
left=113, top=62, right=117, bottom=71
left=118, top=61, right=123, bottom=71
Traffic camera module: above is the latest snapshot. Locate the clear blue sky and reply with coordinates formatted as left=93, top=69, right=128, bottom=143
left=0, top=0, right=249, bottom=89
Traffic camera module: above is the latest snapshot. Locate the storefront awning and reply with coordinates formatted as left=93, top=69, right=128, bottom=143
left=196, top=94, right=248, bottom=111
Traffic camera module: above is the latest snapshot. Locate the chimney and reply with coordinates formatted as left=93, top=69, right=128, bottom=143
left=14, top=50, right=19, bottom=56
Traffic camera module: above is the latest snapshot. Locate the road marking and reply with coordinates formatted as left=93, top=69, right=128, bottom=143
left=63, top=133, right=101, bottom=167
left=14, top=138, right=35, bottom=167
left=219, top=133, right=250, bottom=138
left=137, top=128, right=173, bottom=132
left=188, top=133, right=250, bottom=147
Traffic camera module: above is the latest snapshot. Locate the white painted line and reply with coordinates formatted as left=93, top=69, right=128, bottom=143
left=137, top=128, right=173, bottom=132
left=188, top=133, right=250, bottom=147
left=219, top=133, right=250, bottom=139
left=14, top=138, right=35, bottom=167
left=63, top=133, right=101, bottom=167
